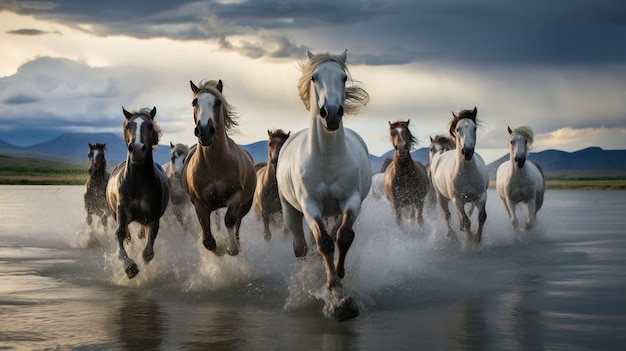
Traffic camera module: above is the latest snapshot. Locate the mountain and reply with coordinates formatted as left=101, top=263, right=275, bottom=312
left=486, top=147, right=626, bottom=178
left=1, top=133, right=625, bottom=177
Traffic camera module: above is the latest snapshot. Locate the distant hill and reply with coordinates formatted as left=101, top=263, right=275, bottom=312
left=0, top=133, right=624, bottom=177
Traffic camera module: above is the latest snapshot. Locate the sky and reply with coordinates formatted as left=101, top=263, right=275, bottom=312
left=0, top=0, right=625, bottom=163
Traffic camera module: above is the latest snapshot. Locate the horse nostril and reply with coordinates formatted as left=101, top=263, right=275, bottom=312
left=208, top=126, right=215, bottom=136
left=320, top=106, right=328, bottom=118
left=141, top=144, right=147, bottom=152
left=194, top=126, right=201, bottom=137
left=128, top=144, right=133, bottom=152
left=337, top=106, right=344, bottom=117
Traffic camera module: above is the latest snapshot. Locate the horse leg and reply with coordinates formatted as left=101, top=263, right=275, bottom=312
left=224, top=190, right=250, bottom=256
left=507, top=198, right=519, bottom=229
left=453, top=198, right=472, bottom=240
left=393, top=199, right=403, bottom=226
left=281, top=198, right=307, bottom=257
left=438, top=194, right=455, bottom=239
left=335, top=210, right=356, bottom=279
left=475, top=195, right=487, bottom=242
left=142, top=221, right=159, bottom=263
left=262, top=208, right=272, bottom=241
left=115, top=211, right=138, bottom=279
left=525, top=197, right=536, bottom=230
left=192, top=200, right=219, bottom=254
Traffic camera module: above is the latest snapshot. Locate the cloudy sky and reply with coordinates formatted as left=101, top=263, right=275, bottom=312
left=1, top=0, right=625, bottom=162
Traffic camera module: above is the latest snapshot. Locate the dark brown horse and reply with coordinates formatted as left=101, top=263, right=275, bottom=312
left=253, top=129, right=290, bottom=240
left=383, top=120, right=430, bottom=226
left=182, top=79, right=256, bottom=256
left=84, top=142, right=111, bottom=228
left=106, top=107, right=170, bottom=279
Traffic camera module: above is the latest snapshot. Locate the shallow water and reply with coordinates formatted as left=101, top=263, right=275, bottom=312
left=0, top=185, right=624, bottom=350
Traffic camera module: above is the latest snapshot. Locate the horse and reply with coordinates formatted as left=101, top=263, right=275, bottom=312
left=383, top=120, right=430, bottom=226
left=276, top=50, right=371, bottom=321
left=253, top=129, right=290, bottom=241
left=430, top=107, right=489, bottom=242
left=425, top=134, right=456, bottom=207
left=496, top=126, right=545, bottom=230
left=163, top=142, right=192, bottom=228
left=84, top=142, right=111, bottom=228
left=106, top=107, right=170, bottom=279
left=182, top=79, right=256, bottom=256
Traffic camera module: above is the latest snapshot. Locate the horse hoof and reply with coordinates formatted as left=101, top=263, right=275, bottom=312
left=143, top=250, right=154, bottom=263
left=226, top=245, right=239, bottom=256
left=203, top=237, right=217, bottom=251
left=332, top=297, right=359, bottom=322
left=125, top=263, right=139, bottom=279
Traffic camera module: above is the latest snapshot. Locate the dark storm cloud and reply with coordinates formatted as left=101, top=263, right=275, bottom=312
left=2, top=0, right=626, bottom=65
left=7, top=28, right=60, bottom=35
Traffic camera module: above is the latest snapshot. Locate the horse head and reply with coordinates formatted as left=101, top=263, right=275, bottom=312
left=190, top=79, right=238, bottom=147
left=429, top=134, right=455, bottom=162
left=450, top=107, right=478, bottom=161
left=389, top=120, right=415, bottom=156
left=267, top=129, right=290, bottom=167
left=169, top=142, right=190, bottom=176
left=122, top=107, right=160, bottom=165
left=88, top=142, right=107, bottom=177
left=508, top=126, right=534, bottom=168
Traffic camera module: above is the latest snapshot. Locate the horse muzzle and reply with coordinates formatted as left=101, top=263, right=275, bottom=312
left=515, top=156, right=526, bottom=168
left=320, top=105, right=343, bottom=131
left=462, top=147, right=474, bottom=161
left=128, top=143, right=147, bottom=164
left=195, top=123, right=216, bottom=147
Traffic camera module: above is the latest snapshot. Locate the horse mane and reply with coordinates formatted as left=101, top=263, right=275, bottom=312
left=511, top=126, right=534, bottom=146
left=269, top=128, right=290, bottom=140
left=449, top=107, right=480, bottom=136
left=389, top=120, right=418, bottom=150
left=194, top=79, right=239, bottom=132
left=122, top=107, right=163, bottom=148
left=297, top=51, right=370, bottom=115
left=430, top=134, right=455, bottom=150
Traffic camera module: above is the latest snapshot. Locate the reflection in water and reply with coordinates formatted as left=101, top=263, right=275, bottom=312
left=114, top=292, right=165, bottom=350
left=447, top=297, right=490, bottom=351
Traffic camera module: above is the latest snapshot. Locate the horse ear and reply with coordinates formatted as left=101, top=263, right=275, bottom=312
left=150, top=106, right=157, bottom=119
left=430, top=136, right=434, bottom=142
left=190, top=80, right=199, bottom=94
left=306, top=49, right=314, bottom=59
left=122, top=107, right=133, bottom=120
left=267, top=129, right=272, bottom=137
left=407, top=119, right=410, bottom=125
left=472, top=106, right=477, bottom=116
left=216, top=80, right=223, bottom=93
left=452, top=111, right=458, bottom=118
left=339, top=49, right=347, bottom=62
left=89, top=142, right=94, bottom=149
left=287, top=131, right=291, bottom=137
left=170, top=141, right=174, bottom=148
left=507, top=126, right=513, bottom=135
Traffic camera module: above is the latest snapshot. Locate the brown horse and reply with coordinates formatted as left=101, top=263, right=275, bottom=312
left=383, top=120, right=430, bottom=226
left=253, top=129, right=290, bottom=240
left=182, top=79, right=256, bottom=256
left=106, top=107, right=170, bottom=279
left=84, top=142, right=111, bottom=228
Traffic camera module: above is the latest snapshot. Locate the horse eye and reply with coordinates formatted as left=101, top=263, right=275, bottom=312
left=343, top=76, right=348, bottom=83
left=311, top=75, right=316, bottom=83
left=192, top=98, right=197, bottom=107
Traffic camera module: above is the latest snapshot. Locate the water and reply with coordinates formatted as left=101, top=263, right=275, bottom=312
left=0, top=185, right=625, bottom=350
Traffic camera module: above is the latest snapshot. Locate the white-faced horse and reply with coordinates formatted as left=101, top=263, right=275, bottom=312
left=276, top=50, right=370, bottom=321
left=106, top=107, right=170, bottom=278
left=431, top=107, right=489, bottom=242
left=182, top=79, right=256, bottom=256
left=163, top=142, right=192, bottom=228
left=496, top=126, right=545, bottom=230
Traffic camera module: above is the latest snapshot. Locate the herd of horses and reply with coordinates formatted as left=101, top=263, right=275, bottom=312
left=82, top=50, right=545, bottom=321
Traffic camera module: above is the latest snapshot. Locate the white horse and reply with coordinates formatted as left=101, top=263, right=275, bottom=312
left=431, top=107, right=489, bottom=242
left=496, top=126, right=545, bottom=230
left=163, top=142, right=192, bottom=229
left=276, top=50, right=371, bottom=321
